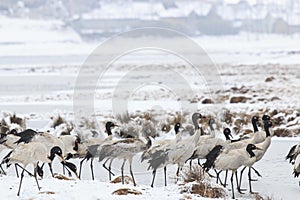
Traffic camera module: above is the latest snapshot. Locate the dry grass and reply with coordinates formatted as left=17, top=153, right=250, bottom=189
left=180, top=165, right=226, bottom=198
left=253, top=193, right=274, bottom=200
left=111, top=176, right=134, bottom=185
left=51, top=115, right=65, bottom=128
left=53, top=173, right=76, bottom=181
left=112, top=188, right=142, bottom=195
left=39, top=191, right=55, bottom=194
left=10, top=113, right=26, bottom=129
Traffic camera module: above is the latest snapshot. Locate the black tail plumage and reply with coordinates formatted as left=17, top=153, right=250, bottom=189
left=14, top=129, right=38, bottom=144
left=293, top=170, right=300, bottom=178
left=1, top=150, right=13, bottom=167
left=147, top=149, right=168, bottom=171
left=286, top=145, right=297, bottom=164
left=203, top=145, right=223, bottom=172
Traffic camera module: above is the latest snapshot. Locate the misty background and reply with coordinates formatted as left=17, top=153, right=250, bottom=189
left=0, top=0, right=300, bottom=42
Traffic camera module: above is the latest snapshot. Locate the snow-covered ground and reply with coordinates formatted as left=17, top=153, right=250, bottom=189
left=0, top=138, right=299, bottom=200
left=1, top=17, right=300, bottom=199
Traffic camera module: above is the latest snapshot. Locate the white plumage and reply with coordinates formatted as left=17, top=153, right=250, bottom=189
left=3, top=142, right=63, bottom=196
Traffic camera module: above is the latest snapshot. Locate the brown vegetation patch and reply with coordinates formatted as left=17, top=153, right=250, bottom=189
left=39, top=191, right=55, bottom=194
left=111, top=176, right=134, bottom=185
left=53, top=174, right=76, bottom=181
left=230, top=96, right=251, bottom=103
left=180, top=166, right=226, bottom=198
left=201, top=98, right=214, bottom=104
left=112, top=188, right=142, bottom=195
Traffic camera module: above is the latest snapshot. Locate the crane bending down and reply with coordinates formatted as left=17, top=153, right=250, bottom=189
left=98, top=136, right=152, bottom=186
left=2, top=142, right=68, bottom=196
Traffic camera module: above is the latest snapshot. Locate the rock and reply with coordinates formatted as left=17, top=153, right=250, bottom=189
left=265, top=76, right=275, bottom=82
left=271, top=96, right=280, bottom=101
left=112, top=188, right=142, bottom=195
left=230, top=96, right=250, bottom=103
left=201, top=98, right=214, bottom=104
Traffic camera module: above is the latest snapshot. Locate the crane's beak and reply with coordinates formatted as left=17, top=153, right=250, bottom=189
left=255, top=147, right=263, bottom=151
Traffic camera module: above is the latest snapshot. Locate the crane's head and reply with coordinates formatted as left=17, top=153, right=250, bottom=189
left=105, top=121, right=118, bottom=136
left=262, top=115, right=271, bottom=121
left=223, top=128, right=233, bottom=140
left=174, top=122, right=181, bottom=134
left=37, top=164, right=44, bottom=178
left=49, top=146, right=64, bottom=161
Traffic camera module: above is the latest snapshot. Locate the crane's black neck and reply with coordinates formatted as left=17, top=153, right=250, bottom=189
left=263, top=121, right=271, bottom=137
left=174, top=123, right=180, bottom=135
left=105, top=123, right=113, bottom=136
left=223, top=128, right=232, bottom=140
left=146, top=137, right=152, bottom=149
left=246, top=144, right=256, bottom=158
left=192, top=113, right=200, bottom=130
left=208, top=119, right=214, bottom=131
left=252, top=117, right=259, bottom=132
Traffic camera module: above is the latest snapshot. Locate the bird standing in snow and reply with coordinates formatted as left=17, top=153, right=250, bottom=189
left=2, top=142, right=66, bottom=196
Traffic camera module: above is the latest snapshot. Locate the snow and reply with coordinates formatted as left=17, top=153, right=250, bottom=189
left=0, top=139, right=299, bottom=199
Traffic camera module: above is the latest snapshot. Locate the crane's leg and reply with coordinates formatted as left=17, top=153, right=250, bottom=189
left=15, top=163, right=33, bottom=176
left=0, top=164, right=6, bottom=175
left=230, top=171, right=235, bottom=199
left=164, top=166, right=167, bottom=186
left=239, top=166, right=246, bottom=189
left=236, top=171, right=245, bottom=194
left=90, top=158, right=94, bottom=180
left=129, top=158, right=136, bottom=186
left=151, top=170, right=156, bottom=187
left=176, top=164, right=180, bottom=176
left=248, top=167, right=258, bottom=194
left=251, top=166, right=262, bottom=179
left=78, top=156, right=87, bottom=179
left=121, top=159, right=126, bottom=185
left=108, top=159, right=114, bottom=181
left=189, top=159, right=192, bottom=169
left=198, top=159, right=201, bottom=166
left=103, top=158, right=115, bottom=177
left=215, top=169, right=223, bottom=184
left=17, top=168, right=25, bottom=196
left=63, top=163, right=65, bottom=175
left=15, top=164, right=19, bottom=178
left=34, top=164, right=41, bottom=190
left=223, top=170, right=228, bottom=187
left=48, top=163, right=54, bottom=177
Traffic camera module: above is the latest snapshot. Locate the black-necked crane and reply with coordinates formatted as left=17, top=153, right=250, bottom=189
left=189, top=127, right=233, bottom=167
left=203, top=143, right=262, bottom=199
left=218, top=115, right=269, bottom=188
left=145, top=124, right=201, bottom=187
left=286, top=141, right=300, bottom=178
left=13, top=130, right=72, bottom=177
left=1, top=142, right=68, bottom=196
left=286, top=142, right=300, bottom=164
left=239, top=119, right=272, bottom=193
left=141, top=122, right=181, bottom=187
left=78, top=121, right=117, bottom=180
left=98, top=135, right=152, bottom=186
left=293, top=154, right=300, bottom=178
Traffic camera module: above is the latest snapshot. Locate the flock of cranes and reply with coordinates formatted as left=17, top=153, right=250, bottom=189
left=0, top=112, right=299, bottom=198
